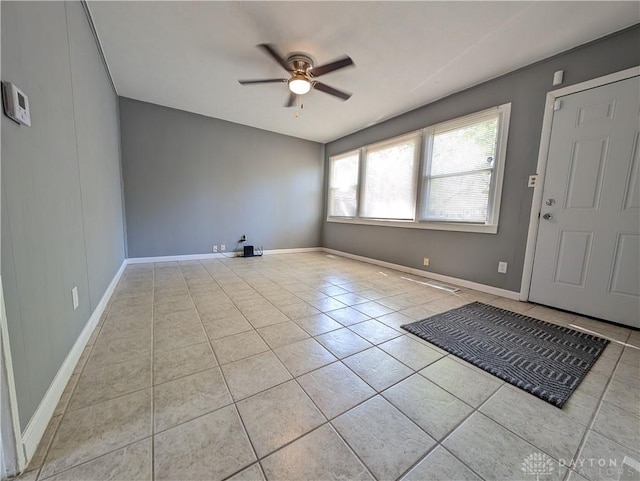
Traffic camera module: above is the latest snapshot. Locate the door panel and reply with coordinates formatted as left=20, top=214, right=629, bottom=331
left=577, top=99, right=616, bottom=125
left=565, top=138, right=608, bottom=209
left=623, top=132, right=639, bottom=210
left=529, top=76, right=640, bottom=327
left=554, top=230, right=592, bottom=286
left=609, top=233, right=639, bottom=297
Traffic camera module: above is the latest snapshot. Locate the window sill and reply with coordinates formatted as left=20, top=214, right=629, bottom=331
left=326, top=217, right=498, bottom=234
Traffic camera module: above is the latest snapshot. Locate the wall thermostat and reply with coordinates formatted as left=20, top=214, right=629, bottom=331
left=2, top=81, right=31, bottom=126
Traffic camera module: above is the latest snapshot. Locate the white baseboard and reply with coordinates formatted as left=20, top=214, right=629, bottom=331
left=126, top=253, right=225, bottom=263
left=21, top=259, right=127, bottom=461
left=262, top=247, right=322, bottom=255
left=322, top=248, right=521, bottom=301
left=125, top=247, right=322, bottom=264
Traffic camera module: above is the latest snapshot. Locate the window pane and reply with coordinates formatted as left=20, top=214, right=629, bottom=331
left=422, top=171, right=491, bottom=222
left=329, top=153, right=359, bottom=217
left=361, top=139, right=418, bottom=219
left=431, top=116, right=498, bottom=176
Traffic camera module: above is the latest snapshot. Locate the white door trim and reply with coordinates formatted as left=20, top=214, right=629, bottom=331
left=0, top=276, right=27, bottom=474
left=520, top=66, right=640, bottom=301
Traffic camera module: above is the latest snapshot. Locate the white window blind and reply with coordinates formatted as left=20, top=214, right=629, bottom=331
left=361, top=133, right=420, bottom=220
left=421, top=112, right=501, bottom=223
left=328, top=151, right=360, bottom=217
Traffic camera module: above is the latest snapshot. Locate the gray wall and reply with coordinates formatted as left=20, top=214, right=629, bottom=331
left=324, top=26, right=640, bottom=293
left=119, top=98, right=324, bottom=257
left=1, top=1, right=126, bottom=429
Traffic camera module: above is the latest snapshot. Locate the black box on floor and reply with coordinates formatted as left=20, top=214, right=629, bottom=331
left=243, top=245, right=254, bottom=257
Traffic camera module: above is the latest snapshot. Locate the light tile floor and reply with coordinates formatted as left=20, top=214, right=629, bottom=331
left=18, top=253, right=640, bottom=481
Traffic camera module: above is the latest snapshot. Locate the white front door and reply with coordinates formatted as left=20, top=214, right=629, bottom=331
left=529, top=76, right=640, bottom=328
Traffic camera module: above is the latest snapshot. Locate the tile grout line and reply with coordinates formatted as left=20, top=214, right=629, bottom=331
left=260, top=324, right=450, bottom=479
left=33, top=253, right=633, bottom=481
left=563, top=330, right=631, bottom=481
left=199, top=258, right=419, bottom=388
left=215, top=262, right=350, bottom=480
left=198, top=259, right=382, bottom=479
left=211, top=252, right=503, bottom=481
left=34, top=438, right=156, bottom=481
left=327, top=400, right=432, bottom=481
left=26, top=257, right=408, bottom=478
left=449, top=382, right=592, bottom=481
left=276, top=362, right=385, bottom=480
left=150, top=263, right=156, bottom=481
left=32, top=267, right=146, bottom=480
left=185, top=260, right=263, bottom=477
left=394, top=382, right=508, bottom=481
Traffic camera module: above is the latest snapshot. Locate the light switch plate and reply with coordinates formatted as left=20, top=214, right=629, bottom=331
left=72, top=286, right=79, bottom=310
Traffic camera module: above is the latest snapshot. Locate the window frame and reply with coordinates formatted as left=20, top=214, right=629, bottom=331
left=326, top=103, right=511, bottom=234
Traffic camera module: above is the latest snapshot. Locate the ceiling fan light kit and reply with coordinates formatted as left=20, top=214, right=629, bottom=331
left=288, top=74, right=311, bottom=95
left=238, top=43, right=354, bottom=107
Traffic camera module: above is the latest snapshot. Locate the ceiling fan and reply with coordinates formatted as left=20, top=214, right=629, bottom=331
left=238, top=44, right=355, bottom=107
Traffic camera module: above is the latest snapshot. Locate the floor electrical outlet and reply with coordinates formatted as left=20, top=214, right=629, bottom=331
left=423, top=258, right=430, bottom=266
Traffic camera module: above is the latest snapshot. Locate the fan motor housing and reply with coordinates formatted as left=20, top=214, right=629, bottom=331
left=287, top=54, right=314, bottom=74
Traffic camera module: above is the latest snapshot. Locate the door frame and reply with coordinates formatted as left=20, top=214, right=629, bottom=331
left=1, top=276, right=27, bottom=476
left=520, top=66, right=640, bottom=302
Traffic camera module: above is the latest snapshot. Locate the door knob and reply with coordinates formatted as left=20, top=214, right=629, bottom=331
left=543, top=213, right=553, bottom=220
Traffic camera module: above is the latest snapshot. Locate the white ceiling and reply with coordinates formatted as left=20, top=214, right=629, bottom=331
left=88, top=1, right=638, bottom=143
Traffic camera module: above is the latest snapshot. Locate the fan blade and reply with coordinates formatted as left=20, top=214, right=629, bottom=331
left=285, top=93, right=297, bottom=108
left=258, top=44, right=291, bottom=72
left=239, top=78, right=287, bottom=85
left=313, top=82, right=351, bottom=101
left=309, top=56, right=354, bottom=77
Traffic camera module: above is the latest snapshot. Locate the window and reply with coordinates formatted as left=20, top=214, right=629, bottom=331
left=328, top=150, right=359, bottom=217
left=361, top=133, right=420, bottom=220
left=327, top=104, right=511, bottom=233
left=421, top=111, right=503, bottom=223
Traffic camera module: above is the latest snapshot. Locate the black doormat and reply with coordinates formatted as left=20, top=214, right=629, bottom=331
left=401, top=301, right=609, bottom=408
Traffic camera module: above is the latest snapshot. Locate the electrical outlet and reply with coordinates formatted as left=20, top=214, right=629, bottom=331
left=423, top=257, right=430, bottom=266
left=528, top=175, right=538, bottom=188
left=72, top=286, right=79, bottom=310
left=221, top=244, right=226, bottom=251
left=213, top=245, right=218, bottom=252
left=498, top=261, right=508, bottom=274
